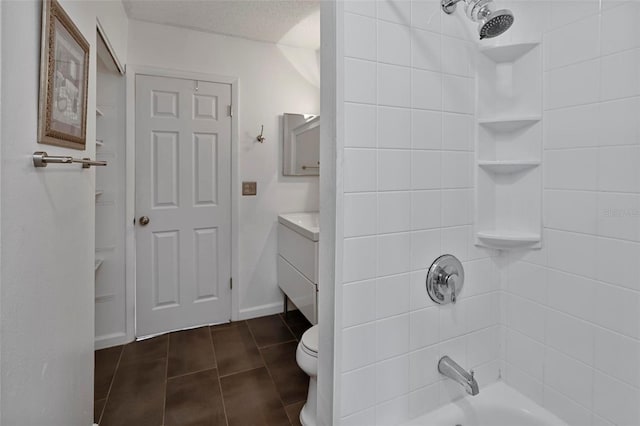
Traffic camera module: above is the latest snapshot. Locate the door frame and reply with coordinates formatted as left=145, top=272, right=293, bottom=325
left=125, top=65, right=240, bottom=340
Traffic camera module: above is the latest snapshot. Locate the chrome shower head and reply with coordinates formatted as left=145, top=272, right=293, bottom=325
left=441, top=0, right=514, bottom=40
left=478, top=9, right=514, bottom=39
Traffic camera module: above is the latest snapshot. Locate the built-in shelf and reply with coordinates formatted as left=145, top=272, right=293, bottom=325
left=480, top=42, right=539, bottom=63
left=478, top=116, right=541, bottom=132
left=475, top=41, right=542, bottom=250
left=96, top=107, right=104, bottom=117
left=96, top=139, right=104, bottom=147
left=477, top=231, right=541, bottom=249
left=478, top=160, right=540, bottom=174
left=95, top=258, right=104, bottom=271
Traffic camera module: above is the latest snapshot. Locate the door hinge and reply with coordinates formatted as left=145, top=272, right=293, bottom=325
left=229, top=277, right=233, bottom=289
left=227, top=105, right=233, bottom=117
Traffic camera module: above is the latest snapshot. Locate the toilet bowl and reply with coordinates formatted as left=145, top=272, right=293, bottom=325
left=296, top=324, right=318, bottom=426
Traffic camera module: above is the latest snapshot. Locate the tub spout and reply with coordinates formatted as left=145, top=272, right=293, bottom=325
left=438, top=356, right=479, bottom=396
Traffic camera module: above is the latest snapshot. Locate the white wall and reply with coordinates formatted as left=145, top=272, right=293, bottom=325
left=127, top=20, right=321, bottom=319
left=0, top=0, right=127, bottom=423
left=94, top=0, right=128, bottom=67
left=336, top=1, right=502, bottom=423
left=501, top=2, right=640, bottom=426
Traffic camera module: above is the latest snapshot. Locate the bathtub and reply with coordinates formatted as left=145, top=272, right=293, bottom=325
left=403, top=382, right=567, bottom=426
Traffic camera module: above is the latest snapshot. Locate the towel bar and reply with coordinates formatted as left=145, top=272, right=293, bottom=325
left=33, top=151, right=107, bottom=168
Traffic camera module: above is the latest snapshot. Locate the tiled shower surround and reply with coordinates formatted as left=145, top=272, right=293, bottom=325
left=335, top=0, right=640, bottom=425
left=502, top=1, right=640, bottom=425
left=339, top=0, right=501, bottom=423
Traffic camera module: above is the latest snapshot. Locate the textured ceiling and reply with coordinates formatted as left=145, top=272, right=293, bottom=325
left=123, top=0, right=320, bottom=49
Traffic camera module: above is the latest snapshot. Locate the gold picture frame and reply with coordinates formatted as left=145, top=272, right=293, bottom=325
left=38, top=0, right=89, bottom=150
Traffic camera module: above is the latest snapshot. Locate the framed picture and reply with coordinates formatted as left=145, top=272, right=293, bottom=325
left=38, top=0, right=89, bottom=150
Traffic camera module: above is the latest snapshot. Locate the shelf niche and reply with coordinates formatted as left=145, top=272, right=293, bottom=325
left=478, top=160, right=539, bottom=174
left=477, top=231, right=541, bottom=249
left=475, top=41, right=542, bottom=250
left=480, top=42, right=539, bottom=63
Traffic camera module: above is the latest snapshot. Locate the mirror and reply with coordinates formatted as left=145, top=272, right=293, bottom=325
left=283, top=113, right=320, bottom=176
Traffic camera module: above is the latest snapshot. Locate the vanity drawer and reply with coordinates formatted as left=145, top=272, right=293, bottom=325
left=278, top=256, right=317, bottom=324
left=278, top=223, right=318, bottom=283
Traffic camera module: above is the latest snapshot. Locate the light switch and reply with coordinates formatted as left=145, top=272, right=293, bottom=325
left=242, top=181, right=257, bottom=196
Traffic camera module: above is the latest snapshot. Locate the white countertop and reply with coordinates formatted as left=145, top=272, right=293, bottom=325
left=278, top=212, right=319, bottom=241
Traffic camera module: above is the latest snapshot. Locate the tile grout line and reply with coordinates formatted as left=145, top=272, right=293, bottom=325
left=97, top=345, right=124, bottom=425
left=246, top=318, right=295, bottom=426
left=161, top=335, right=169, bottom=426
left=166, top=366, right=219, bottom=381
left=209, top=326, right=231, bottom=426
left=259, top=338, right=298, bottom=350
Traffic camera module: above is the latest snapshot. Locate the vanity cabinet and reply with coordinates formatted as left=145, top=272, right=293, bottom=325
left=277, top=213, right=319, bottom=324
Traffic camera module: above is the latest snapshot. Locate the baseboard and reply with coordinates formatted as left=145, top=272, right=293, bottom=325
left=238, top=301, right=283, bottom=320
left=94, top=332, right=132, bottom=350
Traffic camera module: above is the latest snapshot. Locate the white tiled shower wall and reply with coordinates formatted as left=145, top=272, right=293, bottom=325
left=338, top=0, right=640, bottom=425
left=502, top=2, right=640, bottom=426
left=339, top=1, right=502, bottom=424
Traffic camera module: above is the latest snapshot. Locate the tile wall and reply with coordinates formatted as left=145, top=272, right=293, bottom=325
left=339, top=0, right=502, bottom=423
left=337, top=1, right=639, bottom=425
left=502, top=1, right=640, bottom=426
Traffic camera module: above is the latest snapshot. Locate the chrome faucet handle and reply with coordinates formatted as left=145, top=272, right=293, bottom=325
left=444, top=272, right=458, bottom=304
left=426, top=255, right=465, bottom=305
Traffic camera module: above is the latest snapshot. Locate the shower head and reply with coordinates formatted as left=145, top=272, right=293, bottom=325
left=441, top=0, right=514, bottom=40
left=478, top=9, right=514, bottom=39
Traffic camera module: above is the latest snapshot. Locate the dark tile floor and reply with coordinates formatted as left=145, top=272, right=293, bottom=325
left=95, top=310, right=312, bottom=426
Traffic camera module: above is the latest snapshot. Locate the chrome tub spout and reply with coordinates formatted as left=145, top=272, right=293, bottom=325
left=438, top=355, right=479, bottom=396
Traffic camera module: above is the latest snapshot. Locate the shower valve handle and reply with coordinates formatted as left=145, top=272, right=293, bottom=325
left=426, top=254, right=465, bottom=305
left=441, top=272, right=458, bottom=303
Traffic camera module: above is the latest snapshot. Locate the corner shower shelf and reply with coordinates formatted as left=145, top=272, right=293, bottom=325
left=478, top=160, right=540, bottom=174
left=95, top=190, right=104, bottom=197
left=480, top=42, right=539, bottom=63
left=475, top=41, right=542, bottom=250
left=477, top=231, right=541, bottom=249
left=478, top=116, right=541, bottom=132
left=96, top=107, right=104, bottom=117
left=96, top=139, right=104, bottom=147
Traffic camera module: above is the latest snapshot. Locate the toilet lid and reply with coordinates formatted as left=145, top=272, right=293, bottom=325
left=301, top=325, right=319, bottom=353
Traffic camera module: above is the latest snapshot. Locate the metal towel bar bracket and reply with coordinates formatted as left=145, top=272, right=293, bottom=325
left=33, top=151, right=107, bottom=168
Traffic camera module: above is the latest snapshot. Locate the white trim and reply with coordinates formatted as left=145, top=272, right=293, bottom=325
left=0, top=3, right=3, bottom=403
left=318, top=1, right=341, bottom=424
left=96, top=18, right=124, bottom=75
left=125, top=65, right=240, bottom=340
left=125, top=66, right=136, bottom=343
left=238, top=302, right=283, bottom=321
left=94, top=332, right=128, bottom=351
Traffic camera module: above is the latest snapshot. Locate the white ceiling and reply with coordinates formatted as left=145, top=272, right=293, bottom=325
left=123, top=0, right=321, bottom=49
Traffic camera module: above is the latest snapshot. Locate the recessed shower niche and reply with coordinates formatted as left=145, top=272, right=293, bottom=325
left=474, top=41, right=542, bottom=249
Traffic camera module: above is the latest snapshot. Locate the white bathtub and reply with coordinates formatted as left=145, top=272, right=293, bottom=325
left=403, top=382, right=567, bottom=426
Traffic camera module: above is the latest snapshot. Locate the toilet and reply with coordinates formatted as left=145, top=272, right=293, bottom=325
left=296, top=324, right=319, bottom=426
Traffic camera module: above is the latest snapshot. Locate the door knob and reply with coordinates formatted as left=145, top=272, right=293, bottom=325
left=139, top=216, right=150, bottom=226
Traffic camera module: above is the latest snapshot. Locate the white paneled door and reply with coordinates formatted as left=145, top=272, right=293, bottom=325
left=135, top=74, right=232, bottom=337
